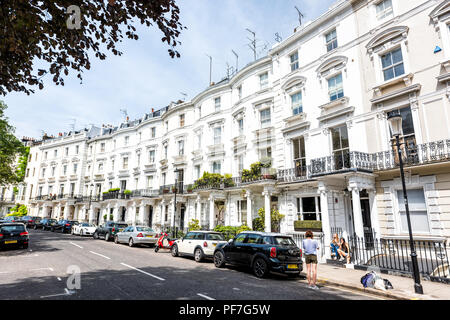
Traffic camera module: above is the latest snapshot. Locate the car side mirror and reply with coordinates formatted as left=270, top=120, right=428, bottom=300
left=228, top=238, right=234, bottom=244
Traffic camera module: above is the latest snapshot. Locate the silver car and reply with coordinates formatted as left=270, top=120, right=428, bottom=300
left=114, top=226, right=158, bottom=247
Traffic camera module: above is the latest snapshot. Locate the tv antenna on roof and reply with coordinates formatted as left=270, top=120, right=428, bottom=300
left=120, top=108, right=128, bottom=119
left=180, top=92, right=187, bottom=101
left=206, top=54, right=213, bottom=85
left=295, top=6, right=304, bottom=26
left=231, top=50, right=239, bottom=72
left=275, top=32, right=282, bottom=43
left=246, top=28, right=257, bottom=61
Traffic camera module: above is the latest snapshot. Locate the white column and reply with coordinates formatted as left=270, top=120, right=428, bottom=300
left=88, top=204, right=94, bottom=224
left=63, top=205, right=69, bottom=220
left=368, top=190, right=380, bottom=239
left=246, top=191, right=253, bottom=229
left=226, top=198, right=231, bottom=226
left=263, top=189, right=272, bottom=233
left=169, top=199, right=175, bottom=229
left=106, top=204, right=111, bottom=222
left=209, top=195, right=215, bottom=230
left=196, top=197, right=201, bottom=221
left=113, top=205, right=119, bottom=222
left=140, top=204, right=146, bottom=225
left=350, top=187, right=364, bottom=239
left=318, top=182, right=331, bottom=258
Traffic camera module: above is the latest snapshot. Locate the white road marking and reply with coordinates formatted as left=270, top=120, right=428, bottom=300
left=233, top=288, right=240, bottom=291
left=40, top=289, right=74, bottom=299
left=197, top=293, right=215, bottom=300
left=89, top=251, right=111, bottom=260
left=57, top=277, right=62, bottom=281
left=30, top=267, right=53, bottom=272
left=120, top=263, right=165, bottom=281
left=70, top=242, right=83, bottom=249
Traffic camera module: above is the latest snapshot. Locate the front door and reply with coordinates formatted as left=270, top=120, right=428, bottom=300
left=180, top=205, right=185, bottom=230
left=96, top=210, right=100, bottom=225
left=148, top=206, right=153, bottom=227
left=121, top=207, right=126, bottom=222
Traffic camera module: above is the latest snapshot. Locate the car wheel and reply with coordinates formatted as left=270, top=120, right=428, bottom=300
left=194, top=248, right=204, bottom=262
left=171, top=244, right=178, bottom=257
left=105, top=233, right=110, bottom=241
left=128, top=238, right=134, bottom=247
left=51, top=227, right=54, bottom=232
left=34, top=225, right=37, bottom=230
left=23, top=244, right=28, bottom=249
left=80, top=230, right=84, bottom=237
left=114, top=236, right=119, bottom=244
left=93, top=232, right=99, bottom=239
left=253, top=258, right=269, bottom=278
left=214, top=251, right=226, bottom=268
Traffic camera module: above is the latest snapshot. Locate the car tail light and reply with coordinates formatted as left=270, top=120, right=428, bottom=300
left=0, top=234, right=3, bottom=238
left=270, top=247, right=277, bottom=258
left=299, top=249, right=302, bottom=258
left=65, top=224, right=70, bottom=227
left=137, top=233, right=144, bottom=238
left=20, top=232, right=29, bottom=236
left=28, top=220, right=33, bottom=223
left=112, top=228, right=115, bottom=232
left=203, top=241, right=208, bottom=247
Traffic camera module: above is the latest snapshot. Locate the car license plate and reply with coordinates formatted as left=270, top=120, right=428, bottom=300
left=119, top=229, right=124, bottom=232
left=5, top=240, right=17, bottom=244
left=287, top=264, right=298, bottom=269
left=146, top=235, right=154, bottom=238
left=213, top=243, right=217, bottom=246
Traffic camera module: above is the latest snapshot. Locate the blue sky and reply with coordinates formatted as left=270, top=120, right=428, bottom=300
left=3, top=0, right=337, bottom=139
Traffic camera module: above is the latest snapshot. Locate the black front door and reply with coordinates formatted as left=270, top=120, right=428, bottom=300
left=96, top=210, right=100, bottom=225
left=360, top=191, right=373, bottom=247
left=121, top=207, right=126, bottom=222
left=180, top=205, right=185, bottom=230
left=149, top=206, right=153, bottom=227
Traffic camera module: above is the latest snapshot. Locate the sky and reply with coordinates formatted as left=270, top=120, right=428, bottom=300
left=3, top=0, right=337, bottom=139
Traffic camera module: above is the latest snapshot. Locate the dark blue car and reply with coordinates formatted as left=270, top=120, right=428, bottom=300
left=213, top=231, right=303, bottom=278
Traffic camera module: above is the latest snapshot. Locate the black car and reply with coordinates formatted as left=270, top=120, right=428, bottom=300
left=2, top=216, right=21, bottom=223
left=0, top=223, right=29, bottom=249
left=41, top=218, right=58, bottom=231
left=19, top=216, right=41, bottom=229
left=213, top=232, right=303, bottom=278
left=93, top=221, right=128, bottom=241
left=51, top=220, right=78, bottom=233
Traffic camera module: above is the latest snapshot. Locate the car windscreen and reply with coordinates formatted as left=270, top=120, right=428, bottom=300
left=1, top=225, right=25, bottom=233
left=81, top=223, right=91, bottom=227
left=115, top=224, right=128, bottom=228
left=273, top=237, right=297, bottom=246
left=136, top=227, right=154, bottom=232
left=206, top=233, right=224, bottom=241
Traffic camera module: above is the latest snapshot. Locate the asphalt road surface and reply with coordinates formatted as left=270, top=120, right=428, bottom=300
left=0, top=229, right=385, bottom=300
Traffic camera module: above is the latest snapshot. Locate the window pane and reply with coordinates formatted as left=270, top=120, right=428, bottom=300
left=293, top=139, right=300, bottom=159
left=394, top=63, right=405, bottom=77
left=332, top=128, right=341, bottom=150
left=397, top=189, right=426, bottom=211
left=400, top=107, right=414, bottom=135
left=340, top=126, right=349, bottom=149
left=381, top=52, right=392, bottom=68
left=302, top=197, right=316, bottom=213
left=400, top=211, right=430, bottom=233
left=391, top=48, right=403, bottom=64
left=383, top=68, right=394, bottom=81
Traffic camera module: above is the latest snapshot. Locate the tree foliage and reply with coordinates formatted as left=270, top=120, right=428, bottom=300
left=253, top=207, right=285, bottom=233
left=0, top=0, right=185, bottom=95
left=7, top=204, right=28, bottom=217
left=0, top=101, right=26, bottom=185
left=187, top=219, right=201, bottom=231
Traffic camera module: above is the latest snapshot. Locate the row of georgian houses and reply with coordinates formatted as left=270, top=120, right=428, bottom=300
left=2, top=0, right=450, bottom=259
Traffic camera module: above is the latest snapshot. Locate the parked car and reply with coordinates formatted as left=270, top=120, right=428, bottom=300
left=19, top=216, right=41, bottom=229
left=72, top=222, right=96, bottom=236
left=2, top=216, right=21, bottom=223
left=171, top=231, right=227, bottom=262
left=213, top=231, right=303, bottom=278
left=93, top=221, right=128, bottom=241
left=114, top=226, right=158, bottom=247
left=0, top=223, right=29, bottom=249
left=41, top=218, right=58, bottom=231
left=51, top=220, right=78, bottom=233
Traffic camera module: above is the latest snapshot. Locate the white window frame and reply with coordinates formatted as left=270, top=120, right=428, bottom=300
left=211, top=161, right=221, bottom=174
left=259, top=72, right=269, bottom=90
left=178, top=140, right=185, bottom=156
left=327, top=73, right=344, bottom=102
left=380, top=46, right=405, bottom=82
left=325, top=29, right=338, bottom=52
left=291, top=91, right=303, bottom=115
left=290, top=51, right=299, bottom=72
left=214, top=97, right=221, bottom=112
left=375, top=0, right=393, bottom=21
left=213, top=127, right=222, bottom=145
left=259, top=108, right=271, bottom=129
left=296, top=196, right=321, bottom=221
left=149, top=150, right=156, bottom=163
left=373, top=42, right=410, bottom=86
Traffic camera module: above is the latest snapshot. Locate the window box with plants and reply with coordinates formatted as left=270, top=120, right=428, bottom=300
left=162, top=187, right=170, bottom=194
left=293, top=220, right=322, bottom=232
left=123, top=190, right=132, bottom=199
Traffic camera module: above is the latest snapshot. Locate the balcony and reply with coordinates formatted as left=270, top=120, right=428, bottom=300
left=159, top=183, right=186, bottom=195
left=102, top=192, right=131, bottom=201
left=207, top=144, right=225, bottom=157
left=173, top=154, right=187, bottom=165
left=288, top=139, right=450, bottom=178
left=131, top=189, right=160, bottom=198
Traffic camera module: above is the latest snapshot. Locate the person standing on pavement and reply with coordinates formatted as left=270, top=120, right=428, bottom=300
left=302, top=230, right=319, bottom=290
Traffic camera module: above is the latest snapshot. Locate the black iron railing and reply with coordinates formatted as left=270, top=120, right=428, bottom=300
left=348, top=235, right=450, bottom=283
left=132, top=189, right=160, bottom=198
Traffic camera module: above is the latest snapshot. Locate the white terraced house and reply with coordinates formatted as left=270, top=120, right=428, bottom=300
left=2, top=0, right=450, bottom=278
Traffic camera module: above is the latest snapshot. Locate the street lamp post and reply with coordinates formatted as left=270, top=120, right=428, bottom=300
left=173, top=168, right=181, bottom=238
left=387, top=113, right=423, bottom=295
left=88, top=184, right=94, bottom=224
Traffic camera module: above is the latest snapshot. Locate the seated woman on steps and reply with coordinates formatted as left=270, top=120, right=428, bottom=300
left=337, top=237, right=351, bottom=264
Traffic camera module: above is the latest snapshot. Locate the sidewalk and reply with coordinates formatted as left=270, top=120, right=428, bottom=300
left=312, top=263, right=450, bottom=300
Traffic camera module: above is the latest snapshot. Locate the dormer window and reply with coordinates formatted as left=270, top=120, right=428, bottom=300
left=325, top=29, right=338, bottom=52
left=376, top=0, right=393, bottom=20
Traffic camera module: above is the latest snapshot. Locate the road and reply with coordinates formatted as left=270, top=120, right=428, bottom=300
left=0, top=229, right=384, bottom=300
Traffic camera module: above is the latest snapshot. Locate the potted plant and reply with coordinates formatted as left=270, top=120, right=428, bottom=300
left=171, top=186, right=178, bottom=193
left=123, top=189, right=132, bottom=199
left=187, top=186, right=193, bottom=193
left=162, top=187, right=169, bottom=194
